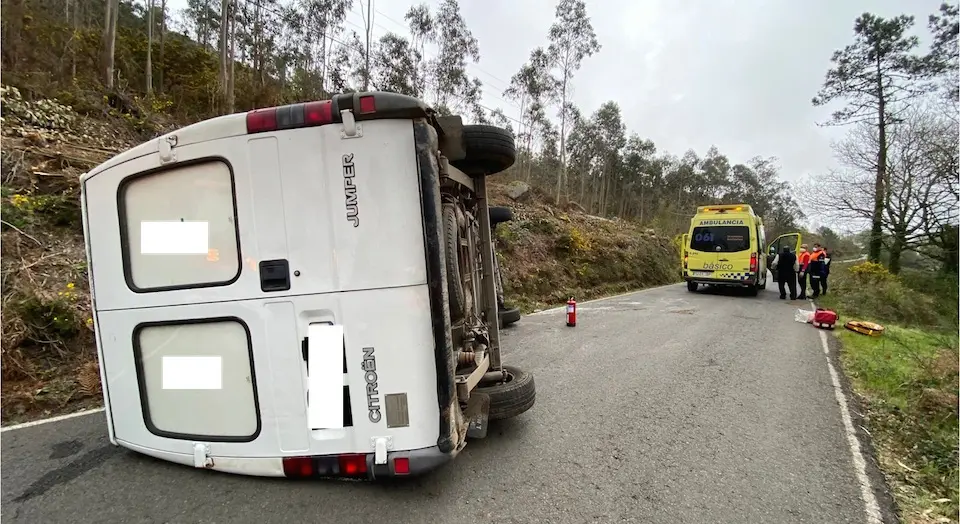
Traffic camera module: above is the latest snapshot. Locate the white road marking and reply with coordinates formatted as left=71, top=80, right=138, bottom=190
left=0, top=407, right=105, bottom=432
left=810, top=304, right=883, bottom=524
left=528, top=283, right=678, bottom=316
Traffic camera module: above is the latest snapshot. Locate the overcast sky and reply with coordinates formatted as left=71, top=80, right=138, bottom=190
left=165, top=0, right=943, bottom=190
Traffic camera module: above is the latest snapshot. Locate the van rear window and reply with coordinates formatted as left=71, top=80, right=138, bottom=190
left=119, top=159, right=241, bottom=291
left=690, top=226, right=750, bottom=253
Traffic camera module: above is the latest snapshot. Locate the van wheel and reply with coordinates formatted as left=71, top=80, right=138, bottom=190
left=498, top=306, right=521, bottom=328
left=747, top=285, right=759, bottom=297
left=451, top=125, right=516, bottom=177
left=687, top=281, right=697, bottom=292
left=489, top=206, right=514, bottom=226
left=443, top=204, right=466, bottom=320
left=477, top=365, right=535, bottom=420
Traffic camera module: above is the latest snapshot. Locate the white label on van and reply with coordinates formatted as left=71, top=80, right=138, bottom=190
left=308, top=323, right=345, bottom=429
left=162, top=356, right=222, bottom=389
left=140, top=221, right=209, bottom=254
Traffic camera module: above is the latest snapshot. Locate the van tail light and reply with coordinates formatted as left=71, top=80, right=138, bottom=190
left=282, top=456, right=314, bottom=477
left=283, top=453, right=372, bottom=479
left=246, top=100, right=334, bottom=134
left=393, top=457, right=410, bottom=475
left=750, top=253, right=758, bottom=272
left=683, top=253, right=688, bottom=269
left=358, top=95, right=376, bottom=114
left=338, top=454, right=368, bottom=476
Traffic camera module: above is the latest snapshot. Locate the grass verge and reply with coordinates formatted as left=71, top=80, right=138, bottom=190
left=821, top=262, right=959, bottom=524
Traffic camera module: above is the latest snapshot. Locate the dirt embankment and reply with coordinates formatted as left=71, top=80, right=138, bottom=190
left=488, top=180, right=681, bottom=313
left=0, top=89, right=680, bottom=424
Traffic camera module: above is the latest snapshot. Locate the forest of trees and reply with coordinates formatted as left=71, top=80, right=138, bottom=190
left=0, top=0, right=955, bottom=251
left=804, top=3, right=958, bottom=274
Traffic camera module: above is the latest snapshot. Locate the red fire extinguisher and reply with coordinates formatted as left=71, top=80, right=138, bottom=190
left=566, top=297, right=577, bottom=327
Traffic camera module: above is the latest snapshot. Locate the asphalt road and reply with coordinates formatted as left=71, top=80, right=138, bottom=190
left=1, top=281, right=895, bottom=524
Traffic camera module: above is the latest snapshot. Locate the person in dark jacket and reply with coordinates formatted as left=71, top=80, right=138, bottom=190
left=821, top=247, right=832, bottom=295
left=771, top=246, right=799, bottom=300
left=808, top=243, right=826, bottom=299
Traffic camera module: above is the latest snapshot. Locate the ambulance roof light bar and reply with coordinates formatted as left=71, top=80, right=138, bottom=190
left=697, top=204, right=753, bottom=214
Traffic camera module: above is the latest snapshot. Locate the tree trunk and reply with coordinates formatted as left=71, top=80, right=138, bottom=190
left=363, top=0, right=373, bottom=91
left=869, top=58, right=887, bottom=264
left=219, top=0, right=230, bottom=112
left=888, top=232, right=904, bottom=275
left=101, top=0, right=119, bottom=88
left=146, top=0, right=154, bottom=96
left=70, top=0, right=79, bottom=79
left=159, top=0, right=166, bottom=93
left=227, top=0, right=236, bottom=113
left=555, top=74, right=568, bottom=205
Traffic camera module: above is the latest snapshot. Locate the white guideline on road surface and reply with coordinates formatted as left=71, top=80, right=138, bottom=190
left=307, top=323, right=345, bottom=429
left=811, top=304, right=883, bottom=524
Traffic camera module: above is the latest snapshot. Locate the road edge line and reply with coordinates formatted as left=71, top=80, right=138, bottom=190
left=809, top=303, right=883, bottom=524
left=528, top=282, right=680, bottom=316
left=1, top=407, right=105, bottom=432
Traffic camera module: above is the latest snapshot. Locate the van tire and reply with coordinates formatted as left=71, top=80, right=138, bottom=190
left=687, top=281, right=697, bottom=292
left=489, top=206, right=514, bottom=226
left=747, top=285, right=759, bottom=297
left=443, top=204, right=466, bottom=320
left=451, top=125, right=516, bottom=177
left=499, top=306, right=521, bottom=328
left=478, top=365, right=535, bottom=420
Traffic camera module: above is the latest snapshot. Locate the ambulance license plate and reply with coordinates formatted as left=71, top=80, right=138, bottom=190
left=692, top=270, right=712, bottom=277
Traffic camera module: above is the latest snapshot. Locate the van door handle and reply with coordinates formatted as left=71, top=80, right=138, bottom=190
left=719, top=258, right=729, bottom=261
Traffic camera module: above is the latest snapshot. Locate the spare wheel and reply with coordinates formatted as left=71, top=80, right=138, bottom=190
left=489, top=206, right=514, bottom=227
left=451, top=125, right=516, bottom=177
left=476, top=365, right=535, bottom=420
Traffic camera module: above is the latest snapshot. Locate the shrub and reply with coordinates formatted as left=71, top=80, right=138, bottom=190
left=821, top=262, right=945, bottom=329
left=555, top=226, right=590, bottom=255
left=0, top=189, right=80, bottom=230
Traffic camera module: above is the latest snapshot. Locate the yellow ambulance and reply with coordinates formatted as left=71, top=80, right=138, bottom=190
left=681, top=204, right=800, bottom=296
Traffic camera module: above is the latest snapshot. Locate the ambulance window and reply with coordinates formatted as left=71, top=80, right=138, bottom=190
left=691, top=226, right=750, bottom=252
left=119, top=160, right=241, bottom=291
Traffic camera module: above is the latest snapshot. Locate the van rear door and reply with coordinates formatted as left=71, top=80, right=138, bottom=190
left=688, top=225, right=752, bottom=278
left=686, top=228, right=717, bottom=278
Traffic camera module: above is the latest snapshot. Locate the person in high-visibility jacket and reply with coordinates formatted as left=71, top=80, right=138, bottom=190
left=808, top=243, right=827, bottom=299
left=821, top=248, right=832, bottom=296
left=796, top=244, right=811, bottom=300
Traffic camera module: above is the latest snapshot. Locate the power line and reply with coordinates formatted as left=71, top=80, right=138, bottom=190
left=234, top=0, right=523, bottom=123
left=233, top=0, right=524, bottom=126
left=367, top=5, right=513, bottom=93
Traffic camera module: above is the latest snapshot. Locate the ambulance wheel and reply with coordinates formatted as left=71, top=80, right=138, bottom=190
left=687, top=281, right=697, bottom=292
left=499, top=306, right=521, bottom=327
left=747, top=284, right=759, bottom=297
left=489, top=206, right=514, bottom=226
left=443, top=204, right=466, bottom=320
left=478, top=365, right=535, bottom=420
left=451, top=125, right=516, bottom=177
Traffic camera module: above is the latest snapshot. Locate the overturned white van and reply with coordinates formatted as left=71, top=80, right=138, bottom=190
left=80, top=91, right=536, bottom=479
